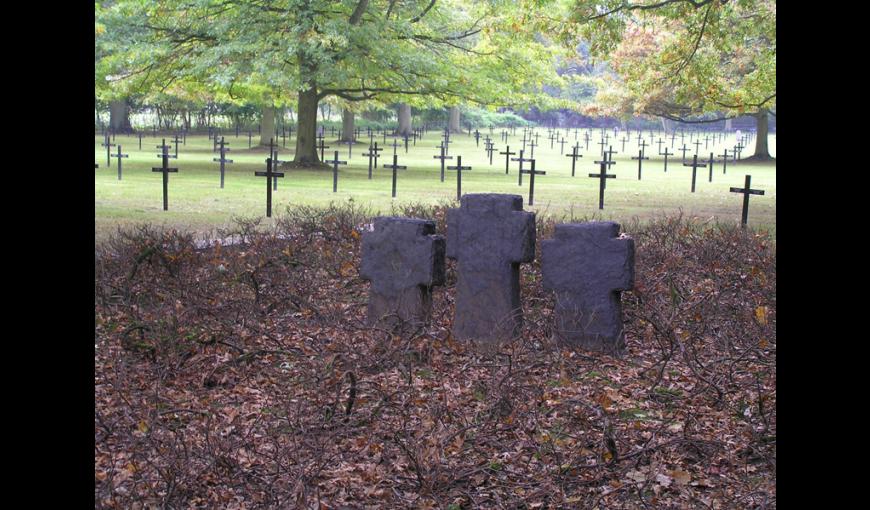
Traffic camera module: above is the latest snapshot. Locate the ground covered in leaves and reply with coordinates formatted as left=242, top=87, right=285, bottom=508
left=95, top=204, right=776, bottom=509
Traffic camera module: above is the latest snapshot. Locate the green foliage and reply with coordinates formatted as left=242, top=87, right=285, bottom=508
left=565, top=0, right=776, bottom=121
left=95, top=0, right=565, bottom=110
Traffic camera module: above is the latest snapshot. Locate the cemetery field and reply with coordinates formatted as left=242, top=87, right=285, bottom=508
left=95, top=131, right=776, bottom=243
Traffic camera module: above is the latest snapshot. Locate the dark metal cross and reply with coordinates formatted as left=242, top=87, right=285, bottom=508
left=660, top=147, right=673, bottom=172
left=382, top=154, right=407, bottom=198
left=512, top=150, right=533, bottom=186
left=433, top=142, right=453, bottom=182
left=324, top=150, right=347, bottom=193
left=101, top=134, right=115, bottom=166
left=638, top=139, right=649, bottom=156
left=446, top=155, right=472, bottom=201
left=363, top=143, right=378, bottom=180
left=730, top=175, right=764, bottom=227
left=485, top=140, right=496, bottom=165
left=473, top=129, right=481, bottom=147
left=620, top=136, right=628, bottom=152
left=631, top=149, right=649, bottom=180
left=529, top=139, right=538, bottom=159
left=679, top=144, right=689, bottom=163
left=718, top=149, right=730, bottom=175
left=317, top=136, right=330, bottom=162
left=111, top=144, right=129, bottom=181
left=169, top=134, right=183, bottom=159
left=693, top=139, right=702, bottom=156
left=559, top=137, right=567, bottom=154
left=589, top=154, right=616, bottom=210
left=212, top=137, right=233, bottom=189
left=598, top=137, right=607, bottom=156
left=565, top=144, right=583, bottom=177
left=499, top=145, right=516, bottom=174
left=254, top=157, right=284, bottom=217
left=521, top=158, right=546, bottom=206
left=707, top=152, right=715, bottom=182
left=152, top=144, right=178, bottom=211
left=734, top=143, right=744, bottom=161
left=683, top=154, right=707, bottom=193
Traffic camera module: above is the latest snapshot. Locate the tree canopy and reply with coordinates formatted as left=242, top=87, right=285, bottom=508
left=565, top=0, right=776, bottom=156
left=95, top=0, right=565, bottom=163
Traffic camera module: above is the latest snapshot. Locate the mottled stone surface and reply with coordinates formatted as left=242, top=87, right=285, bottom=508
left=541, top=222, right=635, bottom=354
left=447, top=194, right=536, bottom=342
left=360, top=217, right=445, bottom=330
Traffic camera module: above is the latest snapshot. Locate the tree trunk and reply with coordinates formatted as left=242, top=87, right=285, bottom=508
left=339, top=109, right=355, bottom=142
left=259, top=106, right=277, bottom=146
left=750, top=108, right=772, bottom=160
left=109, top=99, right=132, bottom=133
left=397, top=104, right=412, bottom=136
left=448, top=106, right=461, bottom=133
left=725, top=118, right=732, bottom=131
left=294, top=87, right=321, bottom=165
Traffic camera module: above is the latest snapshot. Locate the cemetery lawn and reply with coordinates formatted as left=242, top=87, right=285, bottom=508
left=95, top=214, right=776, bottom=508
left=95, top=132, right=776, bottom=243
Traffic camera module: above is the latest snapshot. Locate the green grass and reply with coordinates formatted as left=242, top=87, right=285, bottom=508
left=95, top=130, right=776, bottom=242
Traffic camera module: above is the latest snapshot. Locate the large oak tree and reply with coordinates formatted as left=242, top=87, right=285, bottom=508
left=96, top=0, right=561, bottom=166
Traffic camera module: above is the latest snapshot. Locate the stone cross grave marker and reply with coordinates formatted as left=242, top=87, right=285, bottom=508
left=447, top=194, right=536, bottom=342
left=152, top=141, right=178, bottom=211
left=212, top=137, right=233, bottom=189
left=254, top=157, right=284, bottom=217
left=542, top=222, right=635, bottom=353
left=111, top=144, right=129, bottom=181
left=360, top=217, right=446, bottom=330
left=446, top=155, right=472, bottom=201
left=730, top=175, right=764, bottom=227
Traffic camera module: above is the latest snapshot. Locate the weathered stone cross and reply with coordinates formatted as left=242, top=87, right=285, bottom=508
left=447, top=194, right=536, bottom=342
left=360, top=217, right=446, bottom=330
left=542, top=222, right=635, bottom=353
